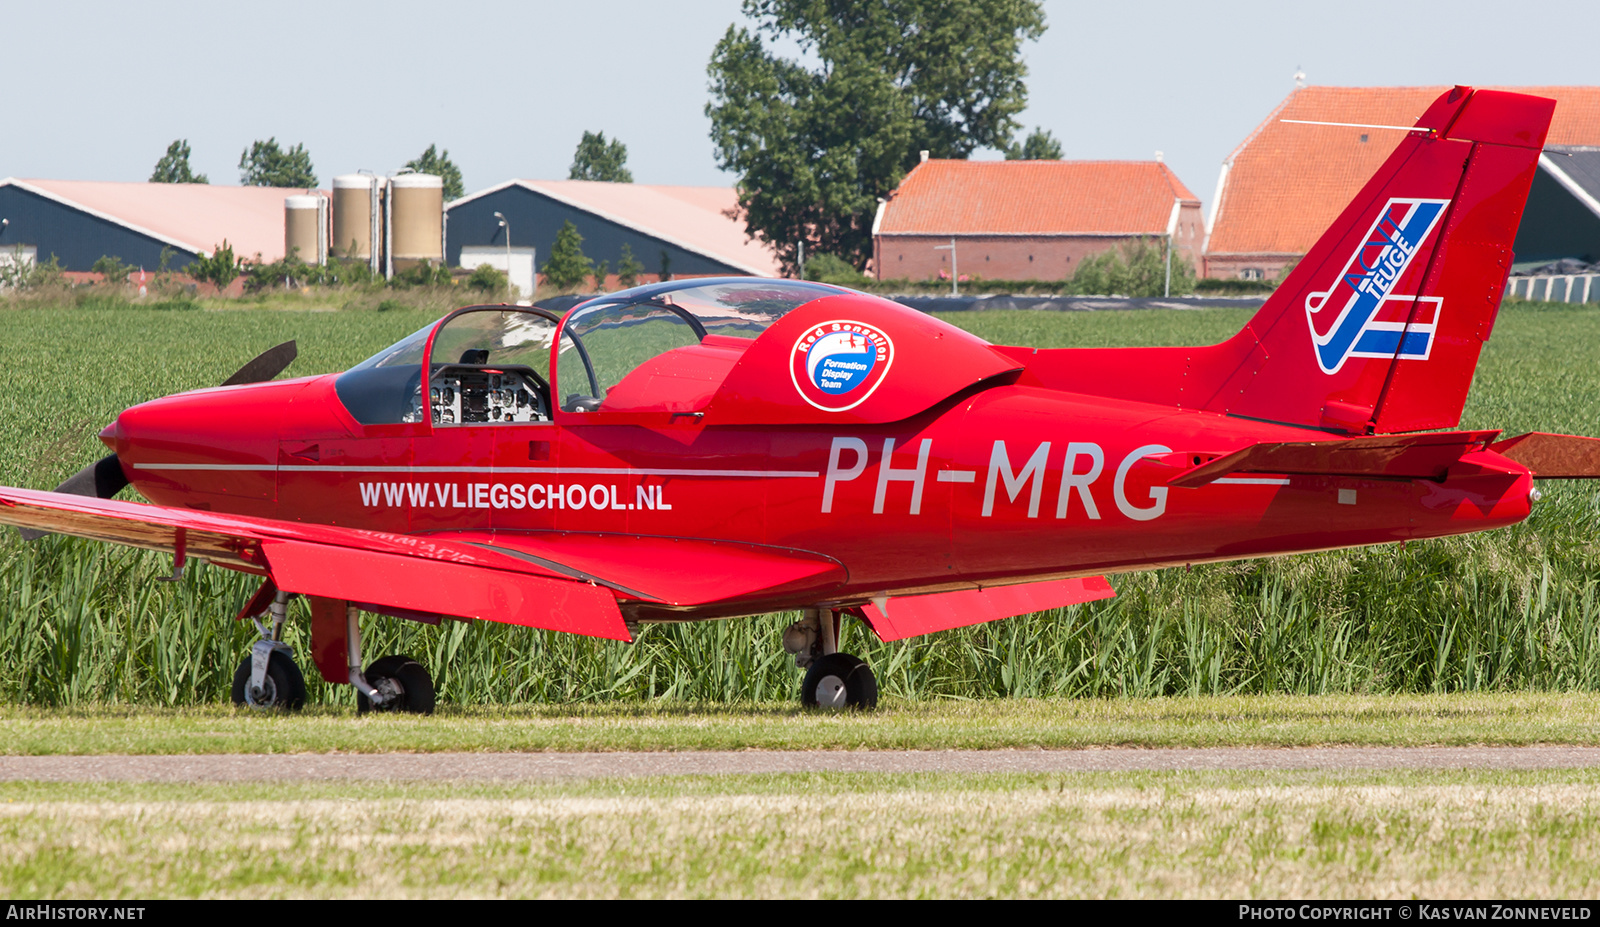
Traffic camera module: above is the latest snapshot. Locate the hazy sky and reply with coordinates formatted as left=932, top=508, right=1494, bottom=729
left=5, top=0, right=1596, bottom=213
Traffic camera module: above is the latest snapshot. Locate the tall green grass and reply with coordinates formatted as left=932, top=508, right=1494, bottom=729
left=1, top=301, right=1598, bottom=706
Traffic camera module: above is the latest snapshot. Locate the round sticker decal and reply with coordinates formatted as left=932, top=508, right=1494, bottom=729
left=790, top=320, right=895, bottom=411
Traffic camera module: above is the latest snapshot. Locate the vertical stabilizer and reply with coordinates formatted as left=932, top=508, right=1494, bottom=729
left=1200, top=86, right=1554, bottom=434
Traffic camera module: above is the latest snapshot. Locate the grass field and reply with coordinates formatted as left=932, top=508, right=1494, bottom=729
left=3, top=692, right=1600, bottom=754
left=1, top=299, right=1599, bottom=708
left=4, top=769, right=1600, bottom=897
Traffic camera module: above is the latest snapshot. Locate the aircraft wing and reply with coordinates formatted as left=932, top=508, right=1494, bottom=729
left=0, top=487, right=851, bottom=638
left=1168, top=431, right=1505, bottom=488
left=0, top=486, right=631, bottom=640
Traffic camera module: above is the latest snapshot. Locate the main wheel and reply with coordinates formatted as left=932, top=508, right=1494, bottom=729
left=801, top=653, right=878, bottom=710
left=356, top=654, right=436, bottom=715
left=231, top=651, right=307, bottom=711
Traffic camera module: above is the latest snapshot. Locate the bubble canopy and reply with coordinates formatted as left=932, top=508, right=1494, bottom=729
left=334, top=279, right=852, bottom=424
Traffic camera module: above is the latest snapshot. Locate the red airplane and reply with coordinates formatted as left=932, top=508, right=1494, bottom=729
left=4, top=85, right=1597, bottom=713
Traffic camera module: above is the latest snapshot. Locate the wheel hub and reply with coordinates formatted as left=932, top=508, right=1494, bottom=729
left=245, top=677, right=278, bottom=709
left=815, top=674, right=847, bottom=708
left=370, top=675, right=406, bottom=709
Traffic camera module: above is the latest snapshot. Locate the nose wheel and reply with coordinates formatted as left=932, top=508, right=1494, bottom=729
left=232, top=592, right=306, bottom=711
left=231, top=647, right=306, bottom=711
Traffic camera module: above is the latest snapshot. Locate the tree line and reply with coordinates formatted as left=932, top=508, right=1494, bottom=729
left=148, top=128, right=641, bottom=199
left=150, top=139, right=467, bottom=199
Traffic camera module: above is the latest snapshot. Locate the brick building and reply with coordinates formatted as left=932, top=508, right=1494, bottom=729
left=871, top=158, right=1203, bottom=283
left=1203, top=85, right=1600, bottom=280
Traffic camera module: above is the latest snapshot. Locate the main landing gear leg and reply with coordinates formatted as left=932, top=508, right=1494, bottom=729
left=232, top=589, right=306, bottom=711
left=785, top=607, right=878, bottom=710
left=346, top=605, right=436, bottom=716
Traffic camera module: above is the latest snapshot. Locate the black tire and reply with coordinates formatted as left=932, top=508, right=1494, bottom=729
left=801, top=653, right=878, bottom=710
left=356, top=654, right=436, bottom=715
left=230, top=651, right=307, bottom=711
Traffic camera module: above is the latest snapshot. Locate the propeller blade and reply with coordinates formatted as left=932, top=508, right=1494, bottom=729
left=221, top=340, right=297, bottom=387
left=19, top=454, right=131, bottom=541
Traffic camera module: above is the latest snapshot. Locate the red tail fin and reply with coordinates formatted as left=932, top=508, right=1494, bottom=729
left=1202, top=86, right=1553, bottom=434
left=1009, top=86, right=1553, bottom=435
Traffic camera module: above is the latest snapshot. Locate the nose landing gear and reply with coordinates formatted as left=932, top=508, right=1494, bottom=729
left=784, top=607, right=878, bottom=710
left=232, top=589, right=306, bottom=711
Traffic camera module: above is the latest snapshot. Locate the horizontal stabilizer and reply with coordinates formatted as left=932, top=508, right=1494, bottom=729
left=859, top=576, right=1115, bottom=643
left=1170, top=431, right=1501, bottom=488
left=1489, top=432, right=1600, bottom=478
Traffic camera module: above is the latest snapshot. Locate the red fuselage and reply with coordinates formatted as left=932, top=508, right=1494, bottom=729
left=108, top=366, right=1533, bottom=620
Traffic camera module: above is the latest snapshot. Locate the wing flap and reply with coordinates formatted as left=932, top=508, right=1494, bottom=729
left=858, top=576, right=1115, bottom=643
left=259, top=539, right=629, bottom=640
left=1169, top=430, right=1502, bottom=488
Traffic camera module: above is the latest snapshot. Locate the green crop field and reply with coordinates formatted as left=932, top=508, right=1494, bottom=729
left=2, top=298, right=1599, bottom=709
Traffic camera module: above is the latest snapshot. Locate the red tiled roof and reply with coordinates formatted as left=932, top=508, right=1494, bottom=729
left=1206, top=85, right=1600, bottom=256
left=8, top=178, right=315, bottom=261
left=876, top=160, right=1199, bottom=236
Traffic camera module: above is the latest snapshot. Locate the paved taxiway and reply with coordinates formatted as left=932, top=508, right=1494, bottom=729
left=4, top=746, right=1600, bottom=781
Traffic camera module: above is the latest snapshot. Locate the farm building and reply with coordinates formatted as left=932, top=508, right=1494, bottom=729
left=1504, top=145, right=1600, bottom=303
left=870, top=157, right=1204, bottom=283
left=446, top=180, right=781, bottom=296
left=0, top=178, right=307, bottom=273
left=1202, top=85, right=1600, bottom=282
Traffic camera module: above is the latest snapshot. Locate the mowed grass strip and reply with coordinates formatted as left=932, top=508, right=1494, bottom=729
left=5, top=692, right=1600, bottom=754
left=3, top=769, right=1600, bottom=898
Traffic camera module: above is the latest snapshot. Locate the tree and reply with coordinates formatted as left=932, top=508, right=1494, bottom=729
left=238, top=138, right=317, bottom=188
left=569, top=131, right=633, bottom=182
left=90, top=255, right=134, bottom=287
left=616, top=244, right=644, bottom=288
left=1070, top=238, right=1194, bottom=297
left=592, top=259, right=610, bottom=292
left=1005, top=127, right=1062, bottom=161
left=802, top=252, right=863, bottom=283
left=467, top=263, right=507, bottom=295
left=405, top=144, right=465, bottom=200
left=542, top=221, right=593, bottom=291
left=189, top=241, right=243, bottom=291
left=707, top=0, right=1045, bottom=273
left=150, top=139, right=209, bottom=184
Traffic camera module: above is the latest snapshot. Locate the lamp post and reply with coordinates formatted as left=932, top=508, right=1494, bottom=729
left=493, top=211, right=512, bottom=301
